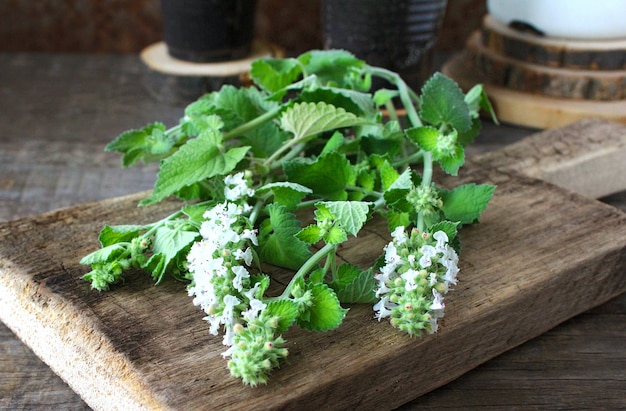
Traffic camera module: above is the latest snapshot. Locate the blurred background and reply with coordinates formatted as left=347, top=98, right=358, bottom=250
left=0, top=0, right=485, bottom=55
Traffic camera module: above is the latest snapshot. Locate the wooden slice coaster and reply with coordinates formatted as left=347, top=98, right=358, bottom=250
left=442, top=52, right=626, bottom=129
left=481, top=14, right=626, bottom=71
left=464, top=31, right=626, bottom=101
left=140, top=40, right=284, bottom=105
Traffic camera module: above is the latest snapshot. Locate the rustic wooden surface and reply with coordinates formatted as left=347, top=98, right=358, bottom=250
left=1, top=54, right=625, bottom=410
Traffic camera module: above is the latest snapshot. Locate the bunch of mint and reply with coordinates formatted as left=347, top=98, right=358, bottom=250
left=81, top=50, right=496, bottom=385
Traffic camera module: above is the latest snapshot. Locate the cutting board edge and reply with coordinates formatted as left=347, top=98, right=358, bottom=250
left=0, top=264, right=169, bottom=411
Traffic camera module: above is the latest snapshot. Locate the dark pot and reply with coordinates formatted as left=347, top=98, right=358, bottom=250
left=322, top=0, right=448, bottom=90
left=161, top=0, right=257, bottom=63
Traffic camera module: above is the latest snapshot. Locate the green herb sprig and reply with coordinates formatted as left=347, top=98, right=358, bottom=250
left=80, top=49, right=496, bottom=386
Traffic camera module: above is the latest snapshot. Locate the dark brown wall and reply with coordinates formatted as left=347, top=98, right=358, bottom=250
left=0, top=0, right=485, bottom=54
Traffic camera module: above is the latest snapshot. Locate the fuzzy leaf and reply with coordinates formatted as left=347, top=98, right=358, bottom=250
left=297, top=283, right=348, bottom=332
left=105, top=123, right=171, bottom=167
left=329, top=264, right=377, bottom=304
left=140, top=129, right=250, bottom=206
left=283, top=151, right=355, bottom=200
left=79, top=244, right=126, bottom=265
left=280, top=101, right=369, bottom=141
left=98, top=224, right=148, bottom=247
left=150, top=225, right=200, bottom=283
left=440, top=183, right=496, bottom=225
left=257, top=182, right=312, bottom=211
left=419, top=73, right=472, bottom=133
left=263, top=299, right=299, bottom=333
left=250, top=57, right=302, bottom=93
left=325, top=226, right=348, bottom=244
left=257, top=203, right=312, bottom=270
left=296, top=225, right=323, bottom=244
left=318, top=201, right=371, bottom=236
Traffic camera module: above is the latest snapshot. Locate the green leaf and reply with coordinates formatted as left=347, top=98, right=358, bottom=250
left=80, top=243, right=127, bottom=265
left=419, top=73, right=472, bottom=133
left=250, top=57, right=302, bottom=93
left=387, top=210, right=411, bottom=232
left=299, top=87, right=376, bottom=117
left=440, top=183, right=496, bottom=225
left=257, top=203, right=312, bottom=270
left=283, top=151, right=356, bottom=200
left=257, top=182, right=312, bottom=211
left=320, top=131, right=345, bottom=155
left=150, top=225, right=200, bottom=283
left=438, top=144, right=465, bottom=176
left=297, top=283, right=348, bottom=332
left=325, top=226, right=348, bottom=244
left=298, top=50, right=365, bottom=87
left=405, top=126, right=439, bottom=151
left=296, top=225, right=323, bottom=244
left=98, top=224, right=147, bottom=247
left=373, top=89, right=399, bottom=106
left=317, top=201, right=371, bottom=236
left=428, top=220, right=459, bottom=241
left=280, top=101, right=369, bottom=141
left=105, top=123, right=171, bottom=167
left=140, top=129, right=250, bottom=206
left=465, top=84, right=498, bottom=124
left=329, top=264, right=376, bottom=304
left=262, top=299, right=299, bottom=333
left=182, top=203, right=215, bottom=224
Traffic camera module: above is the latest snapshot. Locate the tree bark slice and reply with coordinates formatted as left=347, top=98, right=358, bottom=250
left=464, top=31, right=626, bottom=101
left=481, top=14, right=626, bottom=71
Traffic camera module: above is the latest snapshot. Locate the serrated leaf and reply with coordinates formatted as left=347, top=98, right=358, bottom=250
left=250, top=57, right=302, bottom=93
left=419, top=73, right=472, bottom=133
left=105, top=123, right=169, bottom=167
left=257, top=181, right=312, bottom=211
left=79, top=243, right=127, bottom=265
left=438, top=144, right=465, bottom=176
left=321, top=131, right=345, bottom=155
left=465, top=84, right=498, bottom=124
left=140, top=129, right=250, bottom=206
left=298, top=49, right=365, bottom=87
left=98, top=224, right=148, bottom=247
left=317, top=201, right=371, bottom=236
left=329, top=264, right=376, bottom=304
left=280, top=101, right=369, bottom=141
left=297, top=283, right=348, bottom=332
left=387, top=210, right=411, bottom=232
left=441, top=183, right=496, bottom=225
left=182, top=203, right=214, bottom=224
left=405, top=126, right=440, bottom=151
left=283, top=151, right=355, bottom=200
left=257, top=203, right=312, bottom=270
left=325, top=226, right=348, bottom=244
left=149, top=225, right=199, bottom=284
left=263, top=299, right=299, bottom=333
left=428, top=220, right=459, bottom=241
left=299, top=87, right=376, bottom=117
left=296, top=225, right=323, bottom=244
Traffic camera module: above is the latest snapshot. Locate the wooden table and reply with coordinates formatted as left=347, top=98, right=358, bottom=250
left=0, top=54, right=624, bottom=410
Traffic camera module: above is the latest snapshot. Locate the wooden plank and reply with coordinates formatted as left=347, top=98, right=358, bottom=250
left=0, top=120, right=625, bottom=410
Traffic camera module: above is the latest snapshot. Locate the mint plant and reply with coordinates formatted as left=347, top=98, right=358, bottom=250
left=81, top=50, right=496, bottom=386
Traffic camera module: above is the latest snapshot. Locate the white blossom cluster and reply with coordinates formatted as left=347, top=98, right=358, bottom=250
left=373, top=226, right=459, bottom=335
left=186, top=172, right=265, bottom=349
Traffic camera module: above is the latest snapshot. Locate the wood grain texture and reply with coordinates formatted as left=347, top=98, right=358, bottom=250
left=1, top=120, right=625, bottom=410
left=442, top=53, right=626, bottom=129
left=465, top=31, right=626, bottom=101
left=481, top=14, right=626, bottom=71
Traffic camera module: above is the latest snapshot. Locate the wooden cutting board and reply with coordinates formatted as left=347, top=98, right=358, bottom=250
left=1, top=119, right=625, bottom=410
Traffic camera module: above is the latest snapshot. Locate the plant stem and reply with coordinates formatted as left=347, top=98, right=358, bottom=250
left=281, top=243, right=336, bottom=298
left=223, top=106, right=283, bottom=141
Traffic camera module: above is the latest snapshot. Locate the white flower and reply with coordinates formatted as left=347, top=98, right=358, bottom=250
left=429, top=272, right=438, bottom=287
left=373, top=296, right=396, bottom=321
left=374, top=274, right=391, bottom=298
left=419, top=245, right=437, bottom=268
left=224, top=172, right=255, bottom=201
left=401, top=269, right=420, bottom=291
left=242, top=298, right=267, bottom=322
left=231, top=265, right=250, bottom=292
left=433, top=230, right=449, bottom=250
left=204, top=315, right=222, bottom=336
left=241, top=228, right=258, bottom=246
left=391, top=226, right=407, bottom=245
left=233, top=247, right=253, bottom=266
left=430, top=289, right=445, bottom=311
